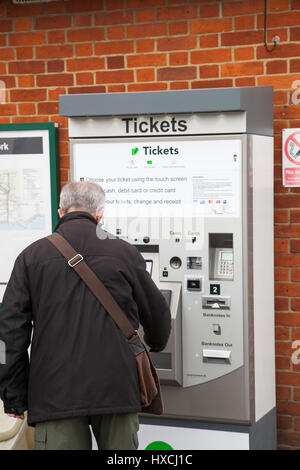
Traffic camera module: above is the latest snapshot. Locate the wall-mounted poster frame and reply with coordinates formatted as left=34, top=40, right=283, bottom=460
left=0, top=122, right=59, bottom=303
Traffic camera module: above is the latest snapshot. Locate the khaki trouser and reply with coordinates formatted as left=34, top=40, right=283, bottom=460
left=34, top=413, right=139, bottom=450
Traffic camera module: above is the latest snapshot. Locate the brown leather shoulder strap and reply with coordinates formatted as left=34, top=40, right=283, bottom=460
left=46, top=232, right=136, bottom=340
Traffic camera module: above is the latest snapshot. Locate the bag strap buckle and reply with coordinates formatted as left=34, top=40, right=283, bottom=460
left=128, top=330, right=139, bottom=342
left=68, top=254, right=83, bottom=268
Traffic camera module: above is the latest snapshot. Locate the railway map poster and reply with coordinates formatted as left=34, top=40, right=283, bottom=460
left=0, top=124, right=58, bottom=302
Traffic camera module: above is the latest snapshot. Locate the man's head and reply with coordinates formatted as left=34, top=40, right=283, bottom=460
left=58, top=181, right=105, bottom=223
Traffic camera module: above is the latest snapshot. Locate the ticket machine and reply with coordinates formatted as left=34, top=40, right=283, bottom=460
left=60, top=86, right=276, bottom=450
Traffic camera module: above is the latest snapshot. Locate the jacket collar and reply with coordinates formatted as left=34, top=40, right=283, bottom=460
left=55, top=211, right=97, bottom=231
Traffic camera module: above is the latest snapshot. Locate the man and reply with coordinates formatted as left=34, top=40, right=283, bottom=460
left=0, top=181, right=171, bottom=450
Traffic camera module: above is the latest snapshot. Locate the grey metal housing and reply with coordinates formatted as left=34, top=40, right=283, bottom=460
left=60, top=86, right=276, bottom=449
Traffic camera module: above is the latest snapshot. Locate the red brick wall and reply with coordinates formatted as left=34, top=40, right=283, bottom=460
left=1, top=0, right=300, bottom=449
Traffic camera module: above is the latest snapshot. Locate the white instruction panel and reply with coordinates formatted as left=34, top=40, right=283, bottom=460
left=72, top=137, right=241, bottom=219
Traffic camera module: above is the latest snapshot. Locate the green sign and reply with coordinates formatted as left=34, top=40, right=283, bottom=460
left=145, top=440, right=174, bottom=450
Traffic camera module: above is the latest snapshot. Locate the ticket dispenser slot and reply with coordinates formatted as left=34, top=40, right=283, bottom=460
left=203, top=349, right=232, bottom=364
left=139, top=251, right=182, bottom=386
left=209, top=233, right=234, bottom=281
left=160, top=289, right=172, bottom=307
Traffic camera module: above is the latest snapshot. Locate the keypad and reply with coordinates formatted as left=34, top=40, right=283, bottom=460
left=219, top=261, right=233, bottom=276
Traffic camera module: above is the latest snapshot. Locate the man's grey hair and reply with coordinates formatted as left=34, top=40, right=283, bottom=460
left=59, top=181, right=105, bottom=215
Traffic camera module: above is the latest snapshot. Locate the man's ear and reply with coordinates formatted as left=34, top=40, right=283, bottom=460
left=58, top=208, right=64, bottom=219
left=95, top=208, right=104, bottom=224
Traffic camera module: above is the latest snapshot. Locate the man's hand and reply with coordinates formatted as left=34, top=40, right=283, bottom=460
left=7, top=413, right=24, bottom=420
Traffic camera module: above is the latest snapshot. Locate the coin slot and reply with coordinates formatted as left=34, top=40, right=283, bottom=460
left=170, top=256, right=182, bottom=270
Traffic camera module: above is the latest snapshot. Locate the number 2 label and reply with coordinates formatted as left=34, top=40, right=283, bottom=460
left=210, top=284, right=220, bottom=295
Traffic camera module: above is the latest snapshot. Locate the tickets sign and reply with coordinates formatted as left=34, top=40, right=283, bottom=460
left=282, top=129, right=300, bottom=186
